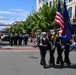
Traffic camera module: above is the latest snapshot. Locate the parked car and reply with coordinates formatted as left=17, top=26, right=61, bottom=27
left=1, top=33, right=10, bottom=41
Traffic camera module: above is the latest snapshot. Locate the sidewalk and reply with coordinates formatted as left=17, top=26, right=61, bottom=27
left=0, top=41, right=39, bottom=50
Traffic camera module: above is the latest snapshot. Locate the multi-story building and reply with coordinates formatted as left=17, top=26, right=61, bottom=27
left=66, top=0, right=76, bottom=33
left=36, top=0, right=76, bottom=33
left=36, top=0, right=54, bottom=12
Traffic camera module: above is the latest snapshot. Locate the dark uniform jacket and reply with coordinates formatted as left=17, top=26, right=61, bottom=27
left=55, top=37, right=62, bottom=49
left=37, top=37, right=50, bottom=50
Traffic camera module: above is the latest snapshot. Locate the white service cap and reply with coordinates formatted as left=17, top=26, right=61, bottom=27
left=50, top=30, right=55, bottom=34
left=41, top=32, right=46, bottom=35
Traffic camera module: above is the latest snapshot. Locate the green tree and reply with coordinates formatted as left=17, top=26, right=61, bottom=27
left=3, top=27, right=10, bottom=33
left=23, top=2, right=57, bottom=33
left=5, top=1, right=58, bottom=34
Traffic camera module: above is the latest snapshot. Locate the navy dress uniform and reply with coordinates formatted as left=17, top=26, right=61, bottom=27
left=55, top=35, right=64, bottom=67
left=37, top=32, right=49, bottom=68
left=64, top=39, right=71, bottom=66
left=48, top=30, right=55, bottom=66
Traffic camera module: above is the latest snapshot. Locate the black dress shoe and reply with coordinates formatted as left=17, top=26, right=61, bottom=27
left=51, top=63, right=55, bottom=67
left=64, top=61, right=71, bottom=64
left=43, top=64, right=47, bottom=68
left=40, top=61, right=46, bottom=66
left=56, top=61, right=59, bottom=64
left=53, top=63, right=55, bottom=66
left=40, top=62, right=43, bottom=65
left=68, top=63, right=71, bottom=66
left=51, top=64, right=55, bottom=68
left=64, top=62, right=71, bottom=66
left=48, top=63, right=55, bottom=68
left=60, top=64, right=64, bottom=68
left=49, top=61, right=55, bottom=66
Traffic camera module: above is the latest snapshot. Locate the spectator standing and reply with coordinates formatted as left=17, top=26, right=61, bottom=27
left=23, top=34, right=28, bottom=45
left=10, top=33, right=14, bottom=46
left=19, top=34, right=23, bottom=45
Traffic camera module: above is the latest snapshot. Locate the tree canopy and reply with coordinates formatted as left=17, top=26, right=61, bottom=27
left=4, top=1, right=58, bottom=34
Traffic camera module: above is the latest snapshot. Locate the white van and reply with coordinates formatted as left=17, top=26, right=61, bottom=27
left=1, top=33, right=10, bottom=41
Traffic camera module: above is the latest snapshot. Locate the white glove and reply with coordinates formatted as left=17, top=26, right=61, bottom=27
left=52, top=45, right=55, bottom=50
left=61, top=46, right=65, bottom=49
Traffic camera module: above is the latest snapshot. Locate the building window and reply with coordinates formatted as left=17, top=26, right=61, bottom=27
left=65, top=0, right=68, bottom=3
left=69, top=0, right=72, bottom=2
left=39, top=0, right=41, bottom=4
left=50, top=1, right=52, bottom=7
left=38, top=7, right=41, bottom=11
left=68, top=7, right=72, bottom=18
left=75, top=5, right=76, bottom=17
left=46, top=0, right=47, bottom=2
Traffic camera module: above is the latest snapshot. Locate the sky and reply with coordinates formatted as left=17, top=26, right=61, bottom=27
left=0, top=0, right=36, bottom=30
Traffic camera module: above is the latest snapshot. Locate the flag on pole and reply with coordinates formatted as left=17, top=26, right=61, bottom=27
left=54, top=0, right=72, bottom=44
left=54, top=0, right=64, bottom=32
left=61, top=0, right=72, bottom=44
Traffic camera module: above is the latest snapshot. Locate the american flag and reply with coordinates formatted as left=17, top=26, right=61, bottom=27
left=54, top=0, right=72, bottom=44
left=54, top=0, right=64, bottom=34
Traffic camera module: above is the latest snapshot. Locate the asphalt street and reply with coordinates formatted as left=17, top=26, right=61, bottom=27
left=0, top=50, right=76, bottom=75
left=0, top=40, right=76, bottom=75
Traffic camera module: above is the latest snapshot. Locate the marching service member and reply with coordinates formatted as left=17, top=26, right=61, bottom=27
left=55, top=31, right=64, bottom=67
left=37, top=32, right=50, bottom=68
left=48, top=30, right=55, bottom=67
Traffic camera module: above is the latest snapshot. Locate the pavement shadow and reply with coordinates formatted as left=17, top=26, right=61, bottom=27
left=64, top=63, right=76, bottom=69
left=29, top=56, right=39, bottom=59
left=53, top=63, right=76, bottom=69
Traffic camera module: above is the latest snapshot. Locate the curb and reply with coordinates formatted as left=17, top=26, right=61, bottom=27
left=0, top=46, right=39, bottom=50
